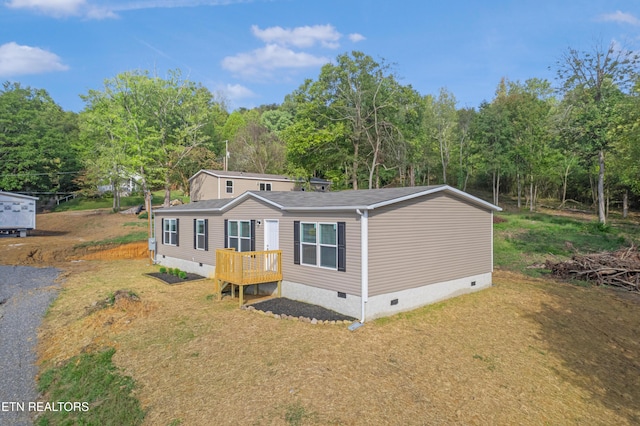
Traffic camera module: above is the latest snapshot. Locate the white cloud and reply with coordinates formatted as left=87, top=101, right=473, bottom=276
left=599, top=11, right=640, bottom=26
left=349, top=33, right=366, bottom=43
left=224, top=83, right=256, bottom=100
left=251, top=24, right=342, bottom=49
left=6, top=0, right=85, bottom=16
left=0, top=42, right=69, bottom=77
left=5, top=0, right=249, bottom=19
left=222, top=44, right=329, bottom=77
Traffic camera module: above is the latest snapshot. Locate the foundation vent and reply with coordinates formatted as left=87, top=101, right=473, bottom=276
left=337, top=292, right=347, bottom=299
left=390, top=299, right=398, bottom=306
left=471, top=281, right=476, bottom=287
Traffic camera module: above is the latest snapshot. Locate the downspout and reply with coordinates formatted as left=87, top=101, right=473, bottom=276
left=356, top=209, right=369, bottom=323
left=490, top=211, right=494, bottom=273
left=217, top=177, right=221, bottom=199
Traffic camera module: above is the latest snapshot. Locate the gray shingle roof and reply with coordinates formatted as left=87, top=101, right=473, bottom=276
left=154, top=198, right=230, bottom=213
left=188, top=169, right=296, bottom=182
left=251, top=186, right=447, bottom=209
left=155, top=185, right=501, bottom=214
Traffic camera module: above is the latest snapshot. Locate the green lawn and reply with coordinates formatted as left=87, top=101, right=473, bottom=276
left=52, top=191, right=188, bottom=212
left=493, top=211, right=634, bottom=276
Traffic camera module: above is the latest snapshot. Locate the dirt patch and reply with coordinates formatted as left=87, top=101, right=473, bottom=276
left=0, top=210, right=148, bottom=266
left=85, top=289, right=141, bottom=315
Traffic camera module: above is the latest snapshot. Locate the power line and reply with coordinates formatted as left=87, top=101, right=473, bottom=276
left=0, top=171, right=81, bottom=178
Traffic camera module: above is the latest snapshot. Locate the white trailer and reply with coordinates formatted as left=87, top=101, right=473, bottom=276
left=0, top=192, right=38, bottom=237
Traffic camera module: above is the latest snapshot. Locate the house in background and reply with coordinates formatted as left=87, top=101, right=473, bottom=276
left=190, top=170, right=296, bottom=201
left=189, top=170, right=331, bottom=202
left=0, top=191, right=38, bottom=237
left=153, top=185, right=501, bottom=321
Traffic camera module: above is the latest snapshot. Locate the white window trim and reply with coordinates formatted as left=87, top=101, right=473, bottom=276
left=195, top=219, right=206, bottom=251
left=300, top=221, right=338, bottom=270
left=228, top=220, right=251, bottom=252
left=164, top=218, right=177, bottom=246
left=226, top=180, right=234, bottom=194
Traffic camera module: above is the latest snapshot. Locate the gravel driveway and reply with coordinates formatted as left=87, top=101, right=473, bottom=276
left=0, top=265, right=60, bottom=426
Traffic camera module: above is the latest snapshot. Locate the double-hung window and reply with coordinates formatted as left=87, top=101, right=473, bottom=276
left=194, top=219, right=208, bottom=250
left=226, top=180, right=233, bottom=194
left=300, top=222, right=338, bottom=269
left=228, top=220, right=252, bottom=252
left=259, top=182, right=272, bottom=191
left=163, top=218, right=178, bottom=246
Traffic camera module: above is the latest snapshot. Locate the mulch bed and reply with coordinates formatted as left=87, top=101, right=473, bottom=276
left=247, top=297, right=356, bottom=322
left=146, top=272, right=206, bottom=285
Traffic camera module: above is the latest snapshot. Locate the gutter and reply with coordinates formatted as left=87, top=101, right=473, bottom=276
left=356, top=208, right=369, bottom=323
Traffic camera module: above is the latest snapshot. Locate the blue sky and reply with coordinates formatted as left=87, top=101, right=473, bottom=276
left=1, top=0, right=639, bottom=113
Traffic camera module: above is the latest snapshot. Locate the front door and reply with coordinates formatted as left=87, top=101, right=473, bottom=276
left=264, top=219, right=279, bottom=251
left=264, top=219, right=279, bottom=272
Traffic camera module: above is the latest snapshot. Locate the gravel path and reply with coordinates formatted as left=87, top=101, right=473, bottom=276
left=0, top=265, right=60, bottom=426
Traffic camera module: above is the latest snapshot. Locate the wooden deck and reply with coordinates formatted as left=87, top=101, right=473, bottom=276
left=214, top=248, right=282, bottom=306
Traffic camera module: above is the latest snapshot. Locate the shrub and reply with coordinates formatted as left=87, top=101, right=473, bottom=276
left=178, top=271, right=187, bottom=279
left=159, top=267, right=167, bottom=274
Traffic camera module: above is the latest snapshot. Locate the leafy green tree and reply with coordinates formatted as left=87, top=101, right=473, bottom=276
left=80, top=69, right=216, bottom=209
left=287, top=51, right=402, bottom=189
left=0, top=82, right=80, bottom=194
left=555, top=42, right=640, bottom=223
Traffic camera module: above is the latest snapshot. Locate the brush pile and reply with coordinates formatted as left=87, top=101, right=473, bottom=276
left=546, top=246, right=640, bottom=291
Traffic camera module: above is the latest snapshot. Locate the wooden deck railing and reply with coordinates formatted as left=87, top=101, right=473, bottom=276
left=214, top=248, right=282, bottom=306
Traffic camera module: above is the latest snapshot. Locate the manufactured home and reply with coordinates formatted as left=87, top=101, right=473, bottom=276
left=189, top=170, right=331, bottom=201
left=189, top=170, right=297, bottom=201
left=0, top=192, right=38, bottom=237
left=154, top=185, right=501, bottom=321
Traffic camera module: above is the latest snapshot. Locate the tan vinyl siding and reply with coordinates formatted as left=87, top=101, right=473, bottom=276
left=280, top=211, right=361, bottom=296
left=190, top=172, right=295, bottom=201
left=190, top=173, right=220, bottom=201
left=226, top=178, right=295, bottom=197
left=368, top=192, right=492, bottom=297
left=155, top=214, right=220, bottom=266
left=154, top=198, right=361, bottom=295
left=219, top=198, right=361, bottom=295
left=220, top=198, right=282, bottom=251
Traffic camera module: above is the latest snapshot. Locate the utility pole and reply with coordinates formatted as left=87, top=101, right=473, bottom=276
left=224, top=140, right=229, bottom=171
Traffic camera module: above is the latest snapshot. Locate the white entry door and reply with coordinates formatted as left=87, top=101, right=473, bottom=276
left=264, top=219, right=279, bottom=272
left=264, top=219, right=279, bottom=251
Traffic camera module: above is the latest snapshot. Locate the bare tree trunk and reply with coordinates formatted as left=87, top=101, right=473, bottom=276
left=352, top=142, right=359, bottom=190
left=409, top=164, right=415, bottom=187
left=517, top=172, right=521, bottom=209
left=529, top=174, right=534, bottom=212
left=598, top=150, right=606, bottom=224
left=560, top=163, right=570, bottom=208
left=623, top=189, right=629, bottom=219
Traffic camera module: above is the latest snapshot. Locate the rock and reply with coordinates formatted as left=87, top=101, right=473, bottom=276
left=310, top=318, right=318, bottom=324
left=274, top=314, right=281, bottom=319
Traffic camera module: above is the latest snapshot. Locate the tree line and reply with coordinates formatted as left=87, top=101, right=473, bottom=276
left=1, top=44, right=639, bottom=223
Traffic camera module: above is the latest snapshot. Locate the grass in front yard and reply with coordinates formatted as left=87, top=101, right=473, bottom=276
left=38, top=260, right=640, bottom=425
left=494, top=212, right=631, bottom=276
left=36, top=348, right=144, bottom=426
left=74, top=230, right=148, bottom=249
